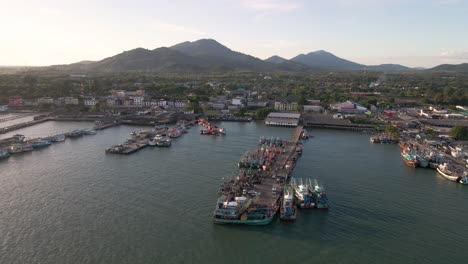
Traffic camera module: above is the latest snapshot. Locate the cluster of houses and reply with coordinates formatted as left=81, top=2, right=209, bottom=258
left=4, top=90, right=191, bottom=111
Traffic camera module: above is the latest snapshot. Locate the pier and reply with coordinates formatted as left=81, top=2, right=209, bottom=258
left=213, top=126, right=305, bottom=224
left=0, top=117, right=52, bottom=134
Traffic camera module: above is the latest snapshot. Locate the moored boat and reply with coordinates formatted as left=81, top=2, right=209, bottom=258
left=155, top=138, right=172, bottom=147
left=401, top=150, right=417, bottom=167
left=212, top=196, right=277, bottom=225
left=8, top=143, right=33, bottom=154
left=280, top=185, right=297, bottom=221
left=50, top=134, right=66, bottom=142
left=312, top=179, right=329, bottom=209
left=82, top=128, right=97, bottom=135
left=30, top=139, right=52, bottom=148
left=436, top=163, right=468, bottom=184
left=291, top=178, right=315, bottom=208
left=168, top=130, right=182, bottom=138
left=0, top=148, right=10, bottom=160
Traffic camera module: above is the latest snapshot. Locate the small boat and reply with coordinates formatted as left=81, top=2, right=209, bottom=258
left=0, top=148, right=10, bottom=160
left=437, top=163, right=468, bottom=184
left=30, top=140, right=52, bottom=149
left=301, top=129, right=310, bottom=139
left=8, top=143, right=33, bottom=154
left=280, top=185, right=297, bottom=221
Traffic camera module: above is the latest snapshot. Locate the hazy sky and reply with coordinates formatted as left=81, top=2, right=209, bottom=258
left=1, top=0, right=468, bottom=67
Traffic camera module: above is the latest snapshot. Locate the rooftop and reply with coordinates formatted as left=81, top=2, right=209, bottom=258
left=267, top=112, right=301, bottom=119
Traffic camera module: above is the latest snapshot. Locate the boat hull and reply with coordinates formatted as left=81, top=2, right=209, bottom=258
left=401, top=153, right=417, bottom=167
left=212, top=215, right=274, bottom=225
left=436, top=167, right=460, bottom=182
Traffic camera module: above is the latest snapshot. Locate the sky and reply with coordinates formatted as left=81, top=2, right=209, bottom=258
left=1, top=0, right=468, bottom=68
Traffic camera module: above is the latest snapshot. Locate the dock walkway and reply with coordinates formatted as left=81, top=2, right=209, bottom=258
left=248, top=126, right=304, bottom=208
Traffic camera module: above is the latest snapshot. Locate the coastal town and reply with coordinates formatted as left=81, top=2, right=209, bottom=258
left=1, top=74, right=468, bottom=227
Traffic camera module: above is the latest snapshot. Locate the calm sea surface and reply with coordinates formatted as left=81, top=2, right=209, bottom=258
left=0, top=121, right=467, bottom=263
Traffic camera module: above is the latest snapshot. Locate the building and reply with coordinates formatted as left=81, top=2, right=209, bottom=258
left=23, top=99, right=38, bottom=106
left=83, top=97, right=97, bottom=107
left=37, top=97, right=54, bottom=105
left=64, top=97, right=79, bottom=105
left=330, top=101, right=367, bottom=113
left=274, top=101, right=298, bottom=112
left=0, top=105, right=8, bottom=111
left=265, top=112, right=301, bottom=127
left=303, top=105, right=323, bottom=112
left=130, top=96, right=144, bottom=106
left=174, top=100, right=189, bottom=108
left=247, top=101, right=269, bottom=109
left=8, top=96, right=23, bottom=106
left=231, top=97, right=244, bottom=106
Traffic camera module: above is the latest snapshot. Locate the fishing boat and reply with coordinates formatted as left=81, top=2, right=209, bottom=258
left=401, top=150, right=417, bottom=167
left=415, top=153, right=429, bottom=168
left=66, top=129, right=84, bottom=138
left=50, top=134, right=65, bottom=142
left=437, top=163, right=468, bottom=184
left=8, top=143, right=33, bottom=154
left=30, top=139, right=51, bottom=148
left=148, top=134, right=164, bottom=146
left=301, top=129, right=310, bottom=140
left=212, top=196, right=277, bottom=225
left=280, top=185, right=297, bottom=221
left=156, top=138, right=172, bottom=147
left=295, top=144, right=303, bottom=155
left=82, top=128, right=97, bottom=135
left=168, top=130, right=182, bottom=138
left=312, top=179, right=329, bottom=209
left=0, top=148, right=10, bottom=160
left=291, top=178, right=315, bottom=208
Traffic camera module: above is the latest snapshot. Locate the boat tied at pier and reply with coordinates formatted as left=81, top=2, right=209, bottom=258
left=280, top=185, right=297, bottom=221
left=291, top=178, right=315, bottom=208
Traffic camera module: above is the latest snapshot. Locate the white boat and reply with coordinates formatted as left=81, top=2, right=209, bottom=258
left=436, top=163, right=468, bottom=184
left=149, top=134, right=164, bottom=146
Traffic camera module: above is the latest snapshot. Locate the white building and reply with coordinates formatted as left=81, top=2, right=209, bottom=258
left=231, top=97, right=244, bottom=106
left=37, top=97, right=54, bottom=105
left=130, top=96, right=144, bottom=106
left=265, top=112, right=301, bottom=127
left=174, top=100, right=189, bottom=108
left=84, top=97, right=97, bottom=107
left=0, top=105, right=8, bottom=111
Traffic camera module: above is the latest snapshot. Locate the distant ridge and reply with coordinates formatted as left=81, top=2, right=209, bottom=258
left=430, top=63, right=468, bottom=72
left=291, top=50, right=364, bottom=71
left=43, top=38, right=465, bottom=73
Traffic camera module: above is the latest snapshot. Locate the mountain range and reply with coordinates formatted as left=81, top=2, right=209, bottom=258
left=50, top=39, right=467, bottom=73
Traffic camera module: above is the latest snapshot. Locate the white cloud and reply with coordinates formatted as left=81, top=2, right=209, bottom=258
left=240, top=0, right=302, bottom=12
